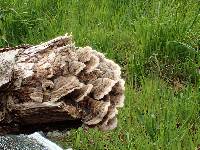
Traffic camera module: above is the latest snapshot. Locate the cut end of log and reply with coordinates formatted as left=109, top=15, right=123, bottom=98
left=0, top=33, right=125, bottom=134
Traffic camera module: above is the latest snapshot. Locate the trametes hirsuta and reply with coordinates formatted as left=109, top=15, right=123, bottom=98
left=0, top=34, right=125, bottom=134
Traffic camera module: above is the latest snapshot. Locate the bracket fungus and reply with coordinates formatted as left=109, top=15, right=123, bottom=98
left=0, top=34, right=125, bottom=135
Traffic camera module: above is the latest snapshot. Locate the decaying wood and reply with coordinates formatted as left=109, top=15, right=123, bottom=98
left=0, top=34, right=125, bottom=135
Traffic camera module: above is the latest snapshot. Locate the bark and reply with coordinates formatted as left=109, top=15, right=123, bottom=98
left=0, top=34, right=125, bottom=135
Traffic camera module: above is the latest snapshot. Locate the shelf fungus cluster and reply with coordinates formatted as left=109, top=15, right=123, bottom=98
left=0, top=34, right=125, bottom=135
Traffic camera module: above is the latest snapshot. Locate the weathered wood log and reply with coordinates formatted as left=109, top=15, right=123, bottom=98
left=0, top=34, right=125, bottom=135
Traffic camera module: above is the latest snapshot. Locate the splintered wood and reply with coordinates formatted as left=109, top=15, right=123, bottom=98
left=0, top=34, right=125, bottom=135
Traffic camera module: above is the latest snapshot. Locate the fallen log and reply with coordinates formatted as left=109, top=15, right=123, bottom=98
left=0, top=34, right=125, bottom=135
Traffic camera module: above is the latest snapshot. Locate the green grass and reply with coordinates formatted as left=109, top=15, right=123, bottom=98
left=1, top=0, right=200, bottom=149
